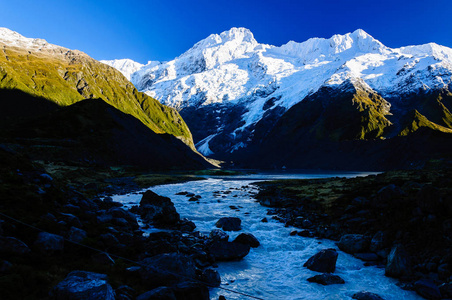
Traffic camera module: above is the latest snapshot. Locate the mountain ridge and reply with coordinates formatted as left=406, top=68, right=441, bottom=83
left=104, top=27, right=452, bottom=163
left=0, top=27, right=195, bottom=148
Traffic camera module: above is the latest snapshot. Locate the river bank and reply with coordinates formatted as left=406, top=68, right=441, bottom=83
left=1, top=141, right=449, bottom=299
left=254, top=167, right=452, bottom=299
left=0, top=145, right=218, bottom=299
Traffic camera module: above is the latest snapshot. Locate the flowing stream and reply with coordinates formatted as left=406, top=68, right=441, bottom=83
left=113, top=172, right=422, bottom=300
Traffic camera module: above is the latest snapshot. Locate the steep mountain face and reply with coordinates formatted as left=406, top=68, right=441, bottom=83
left=105, top=28, right=452, bottom=162
left=0, top=27, right=195, bottom=148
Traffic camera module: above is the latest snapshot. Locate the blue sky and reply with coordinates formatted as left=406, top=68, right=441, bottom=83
left=1, top=0, right=451, bottom=63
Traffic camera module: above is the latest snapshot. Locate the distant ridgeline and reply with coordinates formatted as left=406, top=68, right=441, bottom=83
left=104, top=27, right=452, bottom=170
left=0, top=28, right=212, bottom=170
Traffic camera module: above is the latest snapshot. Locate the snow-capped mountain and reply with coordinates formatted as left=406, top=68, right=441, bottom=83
left=105, top=27, right=452, bottom=157
left=100, top=59, right=144, bottom=81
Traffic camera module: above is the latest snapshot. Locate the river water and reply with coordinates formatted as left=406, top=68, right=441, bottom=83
left=113, top=172, right=422, bottom=300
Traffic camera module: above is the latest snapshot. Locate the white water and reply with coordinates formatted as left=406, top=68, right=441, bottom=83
left=113, top=173, right=422, bottom=300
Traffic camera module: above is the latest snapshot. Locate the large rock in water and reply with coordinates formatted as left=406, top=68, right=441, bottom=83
left=352, top=291, right=384, bottom=300
left=209, top=241, right=250, bottom=261
left=139, top=253, right=197, bottom=287
left=307, top=273, right=345, bottom=285
left=337, top=234, right=369, bottom=254
left=303, top=249, right=338, bottom=273
left=233, top=233, right=260, bottom=248
left=209, top=229, right=229, bottom=242
left=385, top=244, right=411, bottom=278
left=215, top=217, right=241, bottom=231
left=51, top=271, right=115, bottom=300
left=139, top=190, right=180, bottom=226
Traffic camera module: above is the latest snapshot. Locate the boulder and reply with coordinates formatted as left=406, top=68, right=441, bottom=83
left=307, top=273, right=345, bottom=285
left=232, top=233, right=260, bottom=248
left=59, top=213, right=82, bottom=228
left=201, top=268, right=221, bottom=287
left=209, top=241, right=250, bottom=261
left=354, top=253, right=379, bottom=261
left=100, top=233, right=119, bottom=248
left=373, top=184, right=405, bottom=208
left=369, top=231, right=386, bottom=252
left=0, top=236, right=30, bottom=255
left=35, top=232, right=64, bottom=255
left=108, top=208, right=139, bottom=229
left=414, top=279, right=441, bottom=300
left=68, top=227, right=87, bottom=244
left=51, top=270, right=115, bottom=300
left=337, top=234, right=369, bottom=254
left=139, top=190, right=180, bottom=226
left=178, top=218, right=196, bottom=232
left=215, top=217, right=241, bottom=231
left=172, top=282, right=209, bottom=300
left=136, top=287, right=176, bottom=300
left=303, top=249, right=338, bottom=273
left=209, top=229, right=229, bottom=242
left=385, top=244, right=411, bottom=278
left=115, top=285, right=135, bottom=300
left=140, top=253, right=197, bottom=286
left=439, top=282, right=452, bottom=298
left=352, top=291, right=384, bottom=300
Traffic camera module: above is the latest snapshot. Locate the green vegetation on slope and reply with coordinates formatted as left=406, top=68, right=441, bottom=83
left=0, top=44, right=193, bottom=147
left=399, top=109, right=452, bottom=136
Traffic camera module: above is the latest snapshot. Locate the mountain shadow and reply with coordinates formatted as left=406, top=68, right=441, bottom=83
left=1, top=91, right=212, bottom=170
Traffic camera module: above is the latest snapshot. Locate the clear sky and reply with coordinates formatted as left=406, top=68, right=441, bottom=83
left=1, top=0, right=451, bottom=63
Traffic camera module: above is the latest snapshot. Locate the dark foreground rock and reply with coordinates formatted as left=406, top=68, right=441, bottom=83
left=215, top=217, right=242, bottom=231
left=337, top=234, right=369, bottom=254
left=34, top=232, right=64, bottom=255
left=0, top=236, right=30, bottom=255
left=139, top=190, right=180, bottom=226
left=352, top=291, right=384, bottom=300
left=307, top=273, right=345, bottom=285
left=136, top=282, right=209, bottom=300
left=414, top=279, right=441, bottom=300
left=139, top=253, right=197, bottom=287
left=209, top=229, right=229, bottom=242
left=201, top=268, right=221, bottom=287
left=385, top=244, right=411, bottom=278
left=303, top=248, right=338, bottom=273
left=232, top=233, right=260, bottom=248
left=137, top=287, right=175, bottom=300
left=209, top=241, right=250, bottom=261
left=51, top=271, right=115, bottom=300
left=172, top=282, right=209, bottom=300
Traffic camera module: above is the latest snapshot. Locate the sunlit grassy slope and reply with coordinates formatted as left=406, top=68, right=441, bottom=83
left=0, top=43, right=194, bottom=147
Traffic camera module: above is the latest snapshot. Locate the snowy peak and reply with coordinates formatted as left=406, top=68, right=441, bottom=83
left=105, top=27, right=452, bottom=157
left=101, top=59, right=145, bottom=81
left=0, top=27, right=66, bottom=52
left=276, top=29, right=386, bottom=60
left=179, top=27, right=260, bottom=70
left=187, top=27, right=258, bottom=54
left=399, top=42, right=452, bottom=61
